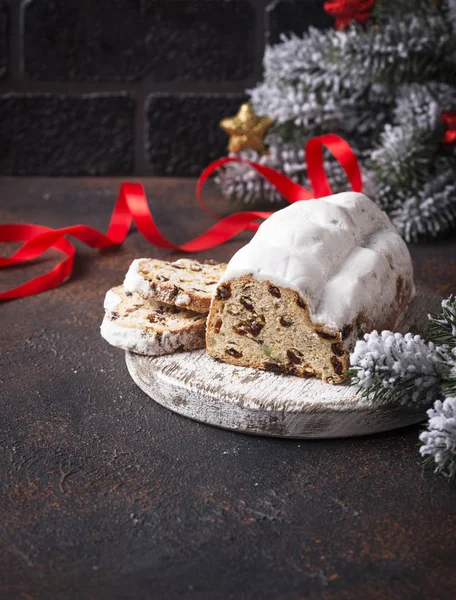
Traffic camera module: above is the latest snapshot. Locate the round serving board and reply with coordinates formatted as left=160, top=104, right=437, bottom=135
left=126, top=289, right=441, bottom=439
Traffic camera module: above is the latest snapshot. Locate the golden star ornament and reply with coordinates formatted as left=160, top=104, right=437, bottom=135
left=220, top=103, right=273, bottom=156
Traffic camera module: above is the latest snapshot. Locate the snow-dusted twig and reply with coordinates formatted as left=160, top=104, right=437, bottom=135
left=349, top=330, right=449, bottom=406
left=420, top=396, right=456, bottom=479
left=428, top=296, right=456, bottom=348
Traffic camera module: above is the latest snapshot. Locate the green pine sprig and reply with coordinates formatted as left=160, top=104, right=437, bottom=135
left=428, top=295, right=456, bottom=348
left=348, top=331, right=449, bottom=407
left=443, top=375, right=456, bottom=397
left=346, top=364, right=444, bottom=406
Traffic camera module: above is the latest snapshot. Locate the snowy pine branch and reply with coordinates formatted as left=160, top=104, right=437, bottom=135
left=348, top=331, right=449, bottom=406
left=349, top=296, right=456, bottom=479
left=427, top=296, right=456, bottom=396
left=371, top=84, right=446, bottom=210
left=374, top=0, right=447, bottom=23
left=343, top=16, right=455, bottom=86
left=420, top=396, right=456, bottom=479
left=371, top=83, right=456, bottom=236
left=249, top=28, right=394, bottom=139
left=390, top=164, right=456, bottom=241
left=428, top=296, right=456, bottom=348
left=420, top=293, right=456, bottom=478
left=443, top=350, right=456, bottom=397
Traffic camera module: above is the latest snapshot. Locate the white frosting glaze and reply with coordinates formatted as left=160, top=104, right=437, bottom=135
left=124, top=259, right=150, bottom=296
left=219, top=192, right=415, bottom=330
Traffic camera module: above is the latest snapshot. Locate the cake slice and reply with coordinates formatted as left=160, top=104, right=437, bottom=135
left=124, top=258, right=226, bottom=313
left=100, top=285, right=207, bottom=355
left=206, top=192, right=415, bottom=384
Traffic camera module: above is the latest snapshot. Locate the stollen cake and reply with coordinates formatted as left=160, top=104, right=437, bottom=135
left=101, top=285, right=207, bottom=355
left=124, top=258, right=226, bottom=313
left=206, top=192, right=415, bottom=384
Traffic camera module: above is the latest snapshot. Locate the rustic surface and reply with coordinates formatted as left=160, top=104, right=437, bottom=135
left=126, top=290, right=440, bottom=439
left=1, top=178, right=456, bottom=600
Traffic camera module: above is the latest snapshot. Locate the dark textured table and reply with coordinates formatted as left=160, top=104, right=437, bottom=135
left=1, top=178, right=456, bottom=600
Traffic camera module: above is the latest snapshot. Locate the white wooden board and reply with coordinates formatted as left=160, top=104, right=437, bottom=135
left=126, top=289, right=441, bottom=438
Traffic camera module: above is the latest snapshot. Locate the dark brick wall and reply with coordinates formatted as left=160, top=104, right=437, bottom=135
left=0, top=0, right=332, bottom=176
left=146, top=95, right=246, bottom=176
left=23, top=0, right=256, bottom=82
left=0, top=94, right=134, bottom=175
left=0, top=0, right=7, bottom=80
left=267, top=0, right=333, bottom=44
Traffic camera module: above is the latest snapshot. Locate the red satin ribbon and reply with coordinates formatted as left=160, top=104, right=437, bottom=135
left=442, top=112, right=456, bottom=144
left=0, top=133, right=362, bottom=300
left=324, top=0, right=375, bottom=29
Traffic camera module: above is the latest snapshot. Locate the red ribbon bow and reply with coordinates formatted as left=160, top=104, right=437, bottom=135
left=442, top=112, right=456, bottom=144
left=0, top=133, right=362, bottom=301
left=324, top=0, right=376, bottom=30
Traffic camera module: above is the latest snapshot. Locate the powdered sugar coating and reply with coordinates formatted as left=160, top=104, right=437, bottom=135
left=104, top=288, right=122, bottom=312
left=123, top=257, right=226, bottom=313
left=124, top=259, right=150, bottom=296
left=219, top=192, right=415, bottom=330
left=100, top=286, right=206, bottom=356
left=100, top=315, right=203, bottom=356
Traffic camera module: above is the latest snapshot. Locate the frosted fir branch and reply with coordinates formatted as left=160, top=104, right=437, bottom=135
left=428, top=296, right=456, bottom=349
left=248, top=28, right=395, bottom=138
left=393, top=84, right=446, bottom=131
left=448, top=0, right=456, bottom=30
left=371, top=82, right=456, bottom=225
left=260, top=13, right=454, bottom=90
left=250, top=80, right=390, bottom=141
left=420, top=396, right=456, bottom=479
left=427, top=297, right=456, bottom=396
left=249, top=13, right=455, bottom=137
left=349, top=14, right=456, bottom=86
left=394, top=82, right=456, bottom=128
left=258, top=13, right=456, bottom=109
left=349, top=331, right=449, bottom=406
left=390, top=161, right=456, bottom=242
left=260, top=29, right=336, bottom=87
left=370, top=84, right=447, bottom=211
left=443, top=350, right=456, bottom=397
left=374, top=0, right=444, bottom=23
left=250, top=80, right=348, bottom=132
left=371, top=123, right=439, bottom=210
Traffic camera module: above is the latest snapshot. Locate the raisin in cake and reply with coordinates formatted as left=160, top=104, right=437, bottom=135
left=100, top=286, right=207, bottom=355
left=124, top=258, right=226, bottom=313
left=206, top=192, right=415, bottom=384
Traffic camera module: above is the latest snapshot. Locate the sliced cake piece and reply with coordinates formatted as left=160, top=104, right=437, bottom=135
left=123, top=258, right=226, bottom=313
left=206, top=192, right=415, bottom=384
left=100, top=285, right=207, bottom=356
